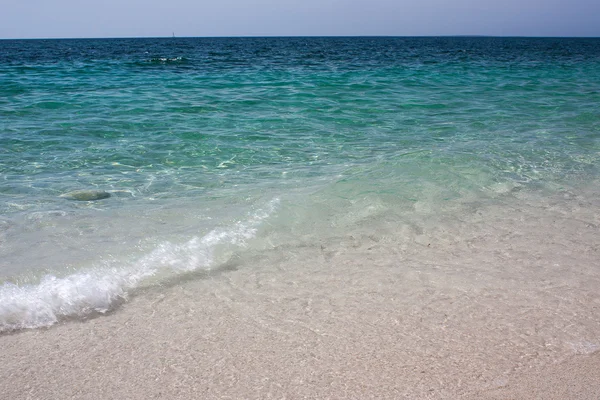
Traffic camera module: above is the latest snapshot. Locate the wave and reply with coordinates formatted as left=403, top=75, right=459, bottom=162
left=0, top=198, right=279, bottom=333
left=146, top=56, right=187, bottom=64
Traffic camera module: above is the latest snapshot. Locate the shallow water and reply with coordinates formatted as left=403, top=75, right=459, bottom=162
left=1, top=37, right=599, bottom=333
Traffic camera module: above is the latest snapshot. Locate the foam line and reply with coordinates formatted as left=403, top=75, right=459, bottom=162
left=0, top=198, right=279, bottom=333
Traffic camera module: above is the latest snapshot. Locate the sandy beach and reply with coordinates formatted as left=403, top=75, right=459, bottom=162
left=1, top=268, right=599, bottom=399
left=3, top=187, right=600, bottom=399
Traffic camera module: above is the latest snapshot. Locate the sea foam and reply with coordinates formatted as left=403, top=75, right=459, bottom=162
left=0, top=198, right=279, bottom=333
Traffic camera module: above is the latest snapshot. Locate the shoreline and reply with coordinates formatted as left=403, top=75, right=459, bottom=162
left=2, top=200, right=600, bottom=399
left=2, top=188, right=599, bottom=398
left=1, top=273, right=599, bottom=399
left=0, top=188, right=600, bottom=400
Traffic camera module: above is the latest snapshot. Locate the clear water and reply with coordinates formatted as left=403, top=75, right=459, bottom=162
left=1, top=37, right=600, bottom=332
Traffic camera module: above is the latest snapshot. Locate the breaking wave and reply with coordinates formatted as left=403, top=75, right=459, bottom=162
left=0, top=198, right=279, bottom=333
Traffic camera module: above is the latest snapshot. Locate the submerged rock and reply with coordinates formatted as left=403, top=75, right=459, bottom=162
left=61, top=190, right=111, bottom=201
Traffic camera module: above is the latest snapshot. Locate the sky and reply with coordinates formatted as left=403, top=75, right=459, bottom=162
left=1, top=0, right=599, bottom=39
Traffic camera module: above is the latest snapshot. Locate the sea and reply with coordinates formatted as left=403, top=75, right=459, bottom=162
left=1, top=37, right=599, bottom=336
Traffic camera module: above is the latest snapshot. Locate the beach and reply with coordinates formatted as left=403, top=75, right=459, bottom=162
left=1, top=37, right=600, bottom=398
left=3, top=185, right=600, bottom=398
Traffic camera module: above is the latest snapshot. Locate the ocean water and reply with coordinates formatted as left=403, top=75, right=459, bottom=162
left=1, top=37, right=600, bottom=333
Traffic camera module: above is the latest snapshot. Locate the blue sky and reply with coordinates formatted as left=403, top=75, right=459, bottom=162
left=2, top=0, right=599, bottom=39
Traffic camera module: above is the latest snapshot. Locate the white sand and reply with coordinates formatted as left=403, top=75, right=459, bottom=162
left=2, top=188, right=600, bottom=398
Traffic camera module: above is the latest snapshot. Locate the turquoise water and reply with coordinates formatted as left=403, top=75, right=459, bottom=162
left=1, top=37, right=600, bottom=331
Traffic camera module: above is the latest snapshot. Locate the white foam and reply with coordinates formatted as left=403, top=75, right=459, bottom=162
left=0, top=198, right=279, bottom=333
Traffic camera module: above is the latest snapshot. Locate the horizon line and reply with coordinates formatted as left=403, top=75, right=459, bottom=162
left=2, top=34, right=600, bottom=41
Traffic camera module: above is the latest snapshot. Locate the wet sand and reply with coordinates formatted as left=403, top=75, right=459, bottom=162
left=1, top=272, right=599, bottom=399
left=473, top=352, right=600, bottom=399
left=2, top=189, right=600, bottom=398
